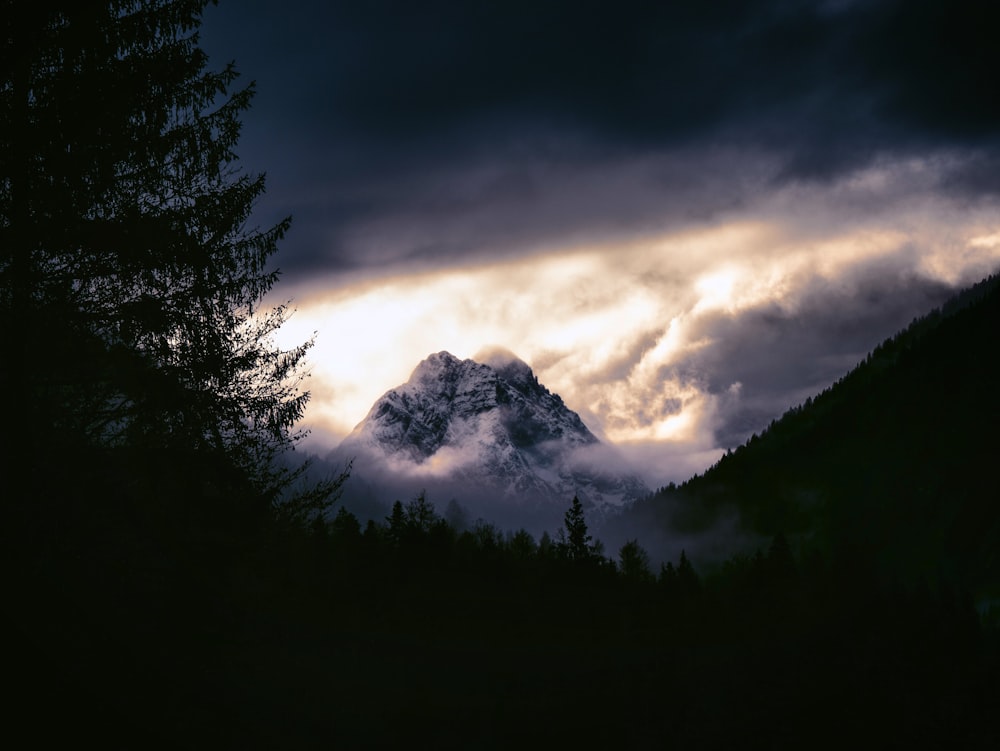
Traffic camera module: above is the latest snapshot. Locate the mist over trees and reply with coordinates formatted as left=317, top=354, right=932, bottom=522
left=609, top=272, right=1000, bottom=599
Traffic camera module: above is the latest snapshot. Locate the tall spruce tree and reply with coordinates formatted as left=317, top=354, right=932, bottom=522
left=0, top=1, right=333, bottom=514
left=558, top=495, right=602, bottom=563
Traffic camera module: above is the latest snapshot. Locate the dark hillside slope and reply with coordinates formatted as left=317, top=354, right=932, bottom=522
left=620, top=273, right=1000, bottom=595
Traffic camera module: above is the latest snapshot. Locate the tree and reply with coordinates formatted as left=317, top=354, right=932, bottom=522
left=558, top=495, right=601, bottom=563
left=330, top=506, right=362, bottom=543
left=472, top=520, right=504, bottom=552
left=618, top=539, right=653, bottom=583
left=659, top=551, right=700, bottom=598
left=507, top=529, right=538, bottom=561
left=538, top=530, right=555, bottom=560
left=326, top=506, right=362, bottom=564
left=677, top=550, right=701, bottom=597
left=385, top=501, right=407, bottom=546
left=659, top=561, right=678, bottom=591
left=404, top=490, right=438, bottom=534
left=0, top=1, right=335, bottom=514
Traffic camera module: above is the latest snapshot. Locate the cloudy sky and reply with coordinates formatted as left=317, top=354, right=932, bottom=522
left=200, top=0, right=1000, bottom=486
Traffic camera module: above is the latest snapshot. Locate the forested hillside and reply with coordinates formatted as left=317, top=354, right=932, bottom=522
left=616, top=273, right=1000, bottom=598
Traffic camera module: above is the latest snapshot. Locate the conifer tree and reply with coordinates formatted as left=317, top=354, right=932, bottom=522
left=404, top=491, right=438, bottom=534
left=0, top=1, right=334, bottom=513
left=677, top=550, right=701, bottom=596
left=386, top=501, right=407, bottom=546
left=618, top=539, right=653, bottom=582
left=330, top=506, right=362, bottom=542
left=659, top=561, right=678, bottom=590
left=558, top=495, right=601, bottom=563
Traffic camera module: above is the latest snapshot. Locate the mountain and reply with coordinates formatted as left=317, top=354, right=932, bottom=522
left=609, top=272, right=1000, bottom=600
left=332, top=348, right=648, bottom=530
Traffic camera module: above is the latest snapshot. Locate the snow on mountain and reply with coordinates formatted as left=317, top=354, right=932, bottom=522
left=331, top=350, right=649, bottom=530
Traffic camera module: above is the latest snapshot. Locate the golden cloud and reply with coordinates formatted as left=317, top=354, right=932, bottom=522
left=274, top=194, right=1000, bottom=471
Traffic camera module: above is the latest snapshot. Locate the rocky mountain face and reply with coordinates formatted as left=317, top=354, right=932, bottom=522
left=332, top=349, right=648, bottom=530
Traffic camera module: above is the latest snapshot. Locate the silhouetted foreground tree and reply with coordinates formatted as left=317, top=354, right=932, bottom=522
left=3, top=5, right=341, bottom=739
left=0, top=0, right=334, bottom=513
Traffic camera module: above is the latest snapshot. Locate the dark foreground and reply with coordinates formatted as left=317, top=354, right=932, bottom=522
left=7, top=470, right=999, bottom=750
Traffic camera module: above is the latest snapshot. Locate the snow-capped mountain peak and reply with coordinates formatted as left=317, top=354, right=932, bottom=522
left=333, top=350, right=648, bottom=527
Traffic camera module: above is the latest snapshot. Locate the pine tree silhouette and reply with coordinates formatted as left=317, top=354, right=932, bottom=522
left=558, top=495, right=601, bottom=563
left=1, top=1, right=339, bottom=515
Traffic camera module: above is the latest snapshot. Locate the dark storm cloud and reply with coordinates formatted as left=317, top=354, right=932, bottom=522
left=218, top=0, right=1000, bottom=149
left=201, top=0, right=1000, bottom=278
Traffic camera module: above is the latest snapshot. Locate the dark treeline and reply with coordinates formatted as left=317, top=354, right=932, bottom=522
left=4, top=3, right=999, bottom=748
left=300, top=496, right=997, bottom=748
left=11, top=481, right=999, bottom=748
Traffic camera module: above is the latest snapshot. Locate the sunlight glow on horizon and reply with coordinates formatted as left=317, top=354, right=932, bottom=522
left=275, top=203, right=1000, bottom=485
left=275, top=222, right=782, bottom=446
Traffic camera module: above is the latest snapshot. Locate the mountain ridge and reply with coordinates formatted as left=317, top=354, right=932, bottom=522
left=608, top=271, right=1000, bottom=597
left=332, top=349, right=648, bottom=530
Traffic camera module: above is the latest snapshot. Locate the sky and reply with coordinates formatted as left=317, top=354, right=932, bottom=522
left=199, top=0, right=1000, bottom=487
